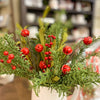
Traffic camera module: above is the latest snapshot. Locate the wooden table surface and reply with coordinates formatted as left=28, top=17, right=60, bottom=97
left=0, top=77, right=31, bottom=100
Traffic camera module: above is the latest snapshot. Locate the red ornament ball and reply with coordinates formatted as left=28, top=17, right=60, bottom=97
left=21, top=29, right=29, bottom=37
left=7, top=59, right=12, bottom=63
left=8, top=54, right=14, bottom=59
left=0, top=59, right=4, bottom=63
left=12, top=66, right=16, bottom=70
left=61, top=65, right=71, bottom=74
left=63, top=46, right=72, bottom=55
left=39, top=61, right=46, bottom=69
left=3, top=51, right=9, bottom=56
left=83, top=37, right=92, bottom=45
left=35, top=44, right=43, bottom=52
left=21, top=48, right=29, bottom=55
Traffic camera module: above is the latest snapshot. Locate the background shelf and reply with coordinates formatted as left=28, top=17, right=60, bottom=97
left=27, top=7, right=92, bottom=15
left=20, top=0, right=95, bottom=42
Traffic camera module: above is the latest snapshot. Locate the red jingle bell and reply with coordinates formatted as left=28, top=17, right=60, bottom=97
left=21, top=48, right=29, bottom=55
left=61, top=65, right=71, bottom=74
left=8, top=54, right=14, bottom=59
left=63, top=46, right=72, bottom=55
left=83, top=37, right=92, bottom=45
left=21, top=29, right=29, bottom=37
left=35, top=44, right=43, bottom=52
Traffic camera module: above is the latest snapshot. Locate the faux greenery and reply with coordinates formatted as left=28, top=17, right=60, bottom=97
left=0, top=7, right=100, bottom=97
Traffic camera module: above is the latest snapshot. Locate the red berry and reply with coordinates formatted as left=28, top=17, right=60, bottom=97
left=35, top=44, right=43, bottom=52
left=50, top=42, right=53, bottom=45
left=53, top=36, right=56, bottom=39
left=42, top=69, right=45, bottom=73
left=48, top=35, right=51, bottom=38
left=45, top=52, right=49, bottom=55
left=7, top=59, right=12, bottom=63
left=48, top=56, right=52, bottom=59
left=51, top=35, right=56, bottom=39
left=49, top=51, right=51, bottom=54
left=45, top=43, right=48, bottom=46
left=51, top=35, right=54, bottom=37
left=8, top=54, right=14, bottom=59
left=21, top=48, right=29, bottom=55
left=20, top=54, right=23, bottom=56
left=63, top=46, right=72, bottom=55
left=21, top=29, right=29, bottom=37
left=24, top=58, right=27, bottom=61
left=61, top=65, right=71, bottom=74
left=19, top=47, right=21, bottom=50
left=43, top=65, right=47, bottom=69
left=83, top=37, right=92, bottom=45
left=45, top=57, right=48, bottom=60
left=48, top=64, right=51, bottom=68
left=12, top=66, right=16, bottom=70
left=0, top=59, right=4, bottom=63
left=78, top=67, right=80, bottom=70
left=39, top=61, right=46, bottom=69
left=29, top=66, right=33, bottom=70
left=48, top=45, right=51, bottom=48
left=95, top=47, right=100, bottom=53
left=3, top=51, right=9, bottom=56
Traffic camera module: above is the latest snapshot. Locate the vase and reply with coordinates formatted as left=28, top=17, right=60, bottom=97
left=31, top=87, right=67, bottom=100
left=30, top=81, right=80, bottom=100
left=0, top=74, right=14, bottom=85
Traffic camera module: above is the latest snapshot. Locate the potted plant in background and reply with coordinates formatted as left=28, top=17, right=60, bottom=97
left=0, top=7, right=100, bottom=100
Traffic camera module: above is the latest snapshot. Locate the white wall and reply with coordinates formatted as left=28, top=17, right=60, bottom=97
left=93, top=0, right=100, bottom=36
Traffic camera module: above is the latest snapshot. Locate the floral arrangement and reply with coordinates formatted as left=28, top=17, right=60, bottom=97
left=0, top=7, right=100, bottom=97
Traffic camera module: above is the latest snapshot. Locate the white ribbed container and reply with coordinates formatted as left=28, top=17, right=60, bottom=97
left=0, top=74, right=14, bottom=85
left=30, top=81, right=66, bottom=100
left=30, top=81, right=80, bottom=100
left=31, top=87, right=67, bottom=100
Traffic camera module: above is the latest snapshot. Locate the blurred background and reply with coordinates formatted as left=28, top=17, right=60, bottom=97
left=0, top=0, right=100, bottom=100
left=0, top=0, right=100, bottom=40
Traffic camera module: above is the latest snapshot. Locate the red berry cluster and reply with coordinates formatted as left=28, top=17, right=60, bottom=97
left=45, top=35, right=56, bottom=48
left=0, top=51, right=16, bottom=70
left=39, top=35, right=56, bottom=72
left=21, top=29, right=29, bottom=37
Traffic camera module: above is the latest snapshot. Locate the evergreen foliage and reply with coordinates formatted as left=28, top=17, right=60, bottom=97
left=0, top=7, right=100, bottom=97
